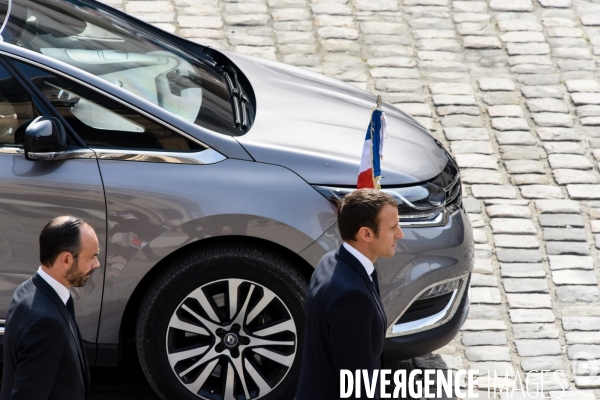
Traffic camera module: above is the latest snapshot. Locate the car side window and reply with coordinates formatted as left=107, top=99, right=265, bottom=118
left=0, top=63, right=38, bottom=147
left=14, top=60, right=205, bottom=152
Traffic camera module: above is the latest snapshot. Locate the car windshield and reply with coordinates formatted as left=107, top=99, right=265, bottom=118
left=0, top=0, right=243, bottom=136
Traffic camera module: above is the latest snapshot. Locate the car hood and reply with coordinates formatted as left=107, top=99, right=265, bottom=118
left=226, top=52, right=447, bottom=186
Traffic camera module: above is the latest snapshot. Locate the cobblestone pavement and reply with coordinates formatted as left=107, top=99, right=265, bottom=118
left=94, top=0, right=600, bottom=398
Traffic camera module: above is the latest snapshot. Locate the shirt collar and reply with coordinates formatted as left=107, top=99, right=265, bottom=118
left=342, top=242, right=374, bottom=281
left=37, top=266, right=71, bottom=305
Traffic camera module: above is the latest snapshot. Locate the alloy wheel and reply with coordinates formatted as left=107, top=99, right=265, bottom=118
left=166, top=278, right=297, bottom=399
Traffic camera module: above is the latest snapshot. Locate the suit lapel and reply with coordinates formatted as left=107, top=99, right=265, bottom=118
left=336, top=246, right=387, bottom=326
left=32, top=274, right=89, bottom=390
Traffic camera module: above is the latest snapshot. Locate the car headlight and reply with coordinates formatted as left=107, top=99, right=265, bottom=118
left=417, top=278, right=461, bottom=299
left=312, top=183, right=447, bottom=226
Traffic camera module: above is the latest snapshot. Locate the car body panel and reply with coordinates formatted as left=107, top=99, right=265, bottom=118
left=96, top=158, right=337, bottom=343
left=0, top=154, right=106, bottom=342
left=226, top=53, right=448, bottom=186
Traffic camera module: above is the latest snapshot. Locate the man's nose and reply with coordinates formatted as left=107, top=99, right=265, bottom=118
left=397, top=225, right=404, bottom=239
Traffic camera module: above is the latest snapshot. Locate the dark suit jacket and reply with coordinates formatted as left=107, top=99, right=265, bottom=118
left=297, top=245, right=387, bottom=400
left=1, top=273, right=90, bottom=400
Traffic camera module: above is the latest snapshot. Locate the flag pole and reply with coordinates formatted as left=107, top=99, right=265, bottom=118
left=376, top=94, right=382, bottom=110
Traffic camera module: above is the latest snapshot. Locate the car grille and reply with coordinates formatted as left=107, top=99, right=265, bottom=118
left=394, top=292, right=454, bottom=324
left=430, top=154, right=461, bottom=210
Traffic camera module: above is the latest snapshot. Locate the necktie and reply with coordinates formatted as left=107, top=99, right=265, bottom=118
left=371, top=268, right=380, bottom=296
left=66, top=296, right=76, bottom=321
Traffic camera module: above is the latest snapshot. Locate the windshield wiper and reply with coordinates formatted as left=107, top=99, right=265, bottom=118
left=224, top=67, right=248, bottom=129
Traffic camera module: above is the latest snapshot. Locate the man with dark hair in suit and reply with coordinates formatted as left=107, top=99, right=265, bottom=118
left=1, top=215, right=100, bottom=400
left=297, top=188, right=404, bottom=400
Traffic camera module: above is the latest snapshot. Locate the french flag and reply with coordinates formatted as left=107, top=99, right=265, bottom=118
left=357, top=108, right=387, bottom=189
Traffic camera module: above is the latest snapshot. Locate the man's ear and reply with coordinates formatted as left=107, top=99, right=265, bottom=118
left=57, top=251, right=74, bottom=270
left=357, top=226, right=374, bottom=243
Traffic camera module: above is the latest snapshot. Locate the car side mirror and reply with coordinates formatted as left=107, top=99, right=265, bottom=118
left=24, top=116, right=68, bottom=161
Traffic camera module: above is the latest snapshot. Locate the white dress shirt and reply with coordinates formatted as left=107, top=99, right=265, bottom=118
left=342, top=242, right=374, bottom=281
left=37, top=266, right=70, bottom=305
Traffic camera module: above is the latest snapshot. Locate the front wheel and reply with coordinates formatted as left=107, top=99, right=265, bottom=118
left=136, top=245, right=308, bottom=400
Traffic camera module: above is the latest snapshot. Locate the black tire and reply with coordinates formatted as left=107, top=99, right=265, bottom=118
left=136, top=244, right=308, bottom=400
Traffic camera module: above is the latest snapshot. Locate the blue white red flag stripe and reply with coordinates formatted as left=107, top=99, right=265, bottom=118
left=357, top=109, right=387, bottom=189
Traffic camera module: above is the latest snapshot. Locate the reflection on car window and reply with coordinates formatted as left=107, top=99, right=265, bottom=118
left=45, top=81, right=145, bottom=133
left=16, top=61, right=205, bottom=152
left=2, top=0, right=239, bottom=135
left=0, top=62, right=37, bottom=146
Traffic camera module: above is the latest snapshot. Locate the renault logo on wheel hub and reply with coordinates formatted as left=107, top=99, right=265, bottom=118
left=224, top=333, right=238, bottom=348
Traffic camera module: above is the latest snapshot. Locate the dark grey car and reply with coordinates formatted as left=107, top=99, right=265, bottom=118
left=0, top=0, right=473, bottom=399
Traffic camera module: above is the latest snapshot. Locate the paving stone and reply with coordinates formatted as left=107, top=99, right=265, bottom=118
left=513, top=324, right=560, bottom=339
left=433, top=95, right=477, bottom=106
left=512, top=63, right=555, bottom=74
left=510, top=309, right=556, bottom=323
left=562, top=316, right=600, bottom=331
left=469, top=362, right=515, bottom=378
left=513, top=174, right=552, bottom=185
left=437, top=106, right=480, bottom=116
left=413, top=354, right=464, bottom=370
left=539, top=0, right=572, bottom=7
left=503, top=278, right=549, bottom=292
left=549, top=391, right=595, bottom=400
left=567, top=185, right=600, bottom=199
left=565, top=79, right=600, bottom=93
left=472, top=185, right=517, bottom=199
left=506, top=43, right=550, bottom=55
left=546, top=242, right=590, bottom=255
left=462, top=332, right=507, bottom=346
left=527, top=98, right=570, bottom=113
left=527, top=371, right=569, bottom=391
left=457, top=22, right=497, bottom=36
left=548, top=155, right=593, bottom=170
left=554, top=170, right=599, bottom=184
left=521, top=356, right=564, bottom=372
left=507, top=293, right=553, bottom=308
left=500, top=263, right=546, bottom=278
left=498, top=20, right=543, bottom=32
left=539, top=214, right=585, bottom=227
left=532, top=112, right=573, bottom=128
left=573, top=376, right=600, bottom=389
left=471, top=287, right=502, bottom=304
left=474, top=258, right=494, bottom=274
left=395, top=103, right=432, bottom=117
left=535, top=199, right=580, bottom=214
left=450, top=141, right=494, bottom=155
left=472, top=273, right=498, bottom=286
left=491, top=118, right=530, bottom=131
left=429, top=82, right=474, bottom=95
left=537, top=128, right=582, bottom=141
left=494, top=234, right=540, bottom=248
left=543, top=228, right=587, bottom=242
left=501, top=31, right=546, bottom=43
left=462, top=319, right=507, bottom=331
left=465, top=346, right=511, bottom=362
left=518, top=74, right=561, bottom=86
left=497, top=249, right=543, bottom=263
left=566, top=332, right=600, bottom=344
left=522, top=85, right=565, bottom=99
left=544, top=142, right=586, bottom=154
left=567, top=344, right=600, bottom=357
left=496, top=131, right=537, bottom=145
left=453, top=13, right=491, bottom=23
left=461, top=169, right=503, bottom=184
left=482, top=92, right=521, bottom=105
left=571, top=93, right=600, bottom=105
left=463, top=36, right=502, bottom=49
left=521, top=185, right=564, bottom=199
left=441, top=115, right=485, bottom=128
left=490, top=218, right=537, bottom=234
left=486, top=205, right=531, bottom=218
left=487, top=106, right=523, bottom=118
left=473, top=229, right=488, bottom=244
left=515, top=340, right=561, bottom=356
left=553, top=48, right=592, bottom=59
left=469, top=305, right=503, bottom=319
left=553, top=270, right=597, bottom=285
left=490, top=0, right=533, bottom=11
left=455, top=154, right=498, bottom=169
left=550, top=256, right=593, bottom=272
left=501, top=146, right=543, bottom=160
